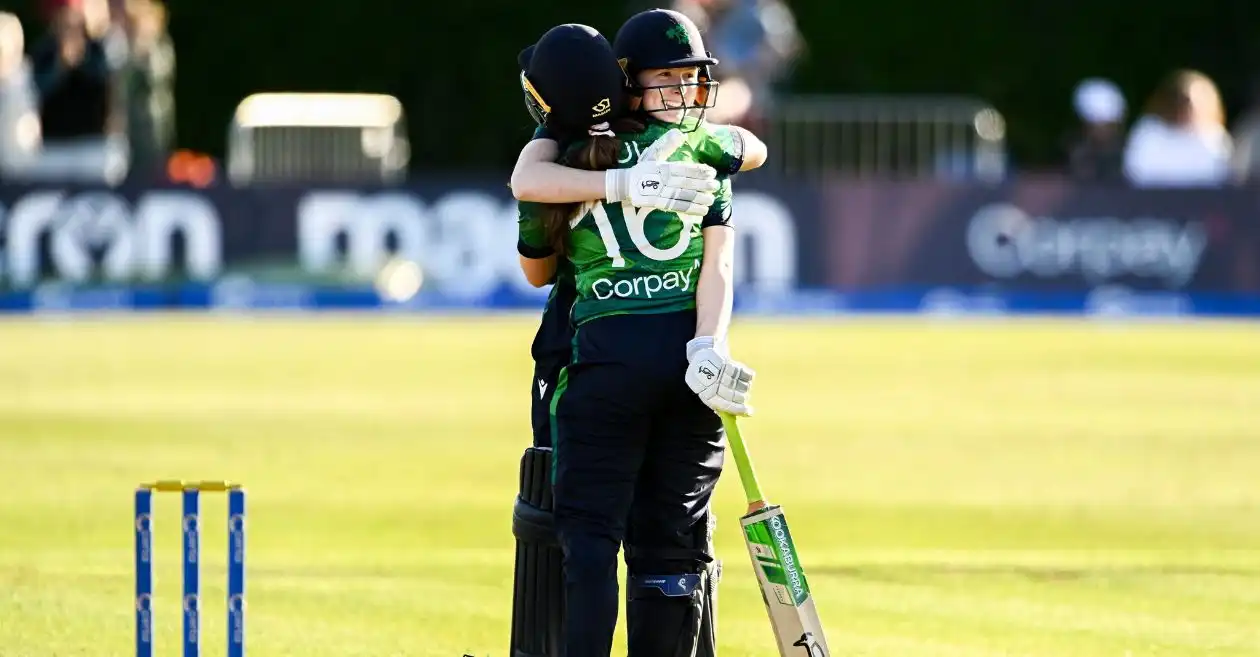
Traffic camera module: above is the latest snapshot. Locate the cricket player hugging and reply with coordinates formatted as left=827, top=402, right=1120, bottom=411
left=508, top=9, right=768, bottom=657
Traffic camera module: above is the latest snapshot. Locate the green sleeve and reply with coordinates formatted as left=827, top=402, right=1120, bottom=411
left=691, top=123, right=745, bottom=175
left=701, top=175, right=733, bottom=229
left=517, top=201, right=554, bottom=258
left=532, top=125, right=552, bottom=141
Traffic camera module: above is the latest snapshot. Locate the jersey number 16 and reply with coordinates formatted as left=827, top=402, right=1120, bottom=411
left=581, top=201, right=703, bottom=267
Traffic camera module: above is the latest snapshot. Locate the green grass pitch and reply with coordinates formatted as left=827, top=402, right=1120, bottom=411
left=1, top=314, right=1259, bottom=656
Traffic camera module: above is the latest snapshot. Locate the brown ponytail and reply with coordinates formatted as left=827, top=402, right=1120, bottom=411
left=538, top=117, right=646, bottom=256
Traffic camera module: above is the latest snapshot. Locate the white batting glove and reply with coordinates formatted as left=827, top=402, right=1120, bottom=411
left=684, top=336, right=756, bottom=417
left=606, top=128, right=719, bottom=215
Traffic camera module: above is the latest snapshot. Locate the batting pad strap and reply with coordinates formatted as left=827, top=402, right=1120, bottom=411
left=629, top=573, right=703, bottom=599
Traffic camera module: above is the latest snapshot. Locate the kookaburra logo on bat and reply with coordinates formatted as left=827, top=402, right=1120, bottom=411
left=795, top=632, right=826, bottom=657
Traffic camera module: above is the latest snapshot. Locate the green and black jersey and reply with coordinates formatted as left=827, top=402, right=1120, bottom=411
left=517, top=117, right=745, bottom=326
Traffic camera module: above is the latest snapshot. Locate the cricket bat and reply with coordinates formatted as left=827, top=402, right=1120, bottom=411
left=719, top=412, right=831, bottom=657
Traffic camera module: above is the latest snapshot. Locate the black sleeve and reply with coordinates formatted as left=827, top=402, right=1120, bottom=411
left=700, top=177, right=733, bottom=229
left=725, top=128, right=745, bottom=175
left=517, top=239, right=555, bottom=259
left=701, top=203, right=732, bottom=229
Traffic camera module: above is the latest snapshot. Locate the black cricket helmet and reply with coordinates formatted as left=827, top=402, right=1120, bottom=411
left=518, top=24, right=627, bottom=135
left=613, top=9, right=719, bottom=130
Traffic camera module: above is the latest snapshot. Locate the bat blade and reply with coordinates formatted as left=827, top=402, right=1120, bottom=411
left=740, top=504, right=830, bottom=657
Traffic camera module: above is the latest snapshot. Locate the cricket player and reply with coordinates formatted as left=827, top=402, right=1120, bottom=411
left=511, top=12, right=768, bottom=657
left=508, top=16, right=730, bottom=657
left=514, top=28, right=723, bottom=456
left=507, top=20, right=726, bottom=657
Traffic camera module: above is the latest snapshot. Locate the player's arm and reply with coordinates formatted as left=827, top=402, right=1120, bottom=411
left=685, top=179, right=754, bottom=416
left=694, top=224, right=734, bottom=339
left=733, top=126, right=767, bottom=171
left=510, top=138, right=607, bottom=203
left=693, top=177, right=735, bottom=339
left=694, top=225, right=734, bottom=340
left=517, top=200, right=559, bottom=288
left=697, top=124, right=767, bottom=174
left=510, top=129, right=720, bottom=213
left=519, top=254, right=558, bottom=288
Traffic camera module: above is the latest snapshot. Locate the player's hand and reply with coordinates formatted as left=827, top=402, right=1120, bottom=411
left=605, top=129, right=719, bottom=215
left=685, top=336, right=755, bottom=416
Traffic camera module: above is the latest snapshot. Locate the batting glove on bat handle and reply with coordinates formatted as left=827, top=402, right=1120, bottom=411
left=685, top=336, right=756, bottom=417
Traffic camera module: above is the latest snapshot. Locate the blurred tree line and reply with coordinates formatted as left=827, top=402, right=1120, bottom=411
left=9, top=0, right=1260, bottom=174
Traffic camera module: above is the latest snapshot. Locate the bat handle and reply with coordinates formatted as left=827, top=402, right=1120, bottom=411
left=719, top=413, right=767, bottom=507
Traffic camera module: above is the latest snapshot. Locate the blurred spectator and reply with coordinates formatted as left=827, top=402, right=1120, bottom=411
left=1065, top=78, right=1127, bottom=183
left=1122, top=69, right=1232, bottom=188
left=1226, top=76, right=1260, bottom=184
left=32, top=0, right=114, bottom=139
left=114, top=0, right=176, bottom=180
left=0, top=12, right=42, bottom=178
left=28, top=0, right=128, bottom=183
left=671, top=0, right=803, bottom=128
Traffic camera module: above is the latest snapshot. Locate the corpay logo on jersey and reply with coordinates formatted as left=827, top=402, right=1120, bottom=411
left=591, top=259, right=699, bottom=300
left=0, top=190, right=223, bottom=287
left=966, top=203, right=1208, bottom=288
left=297, top=190, right=798, bottom=301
